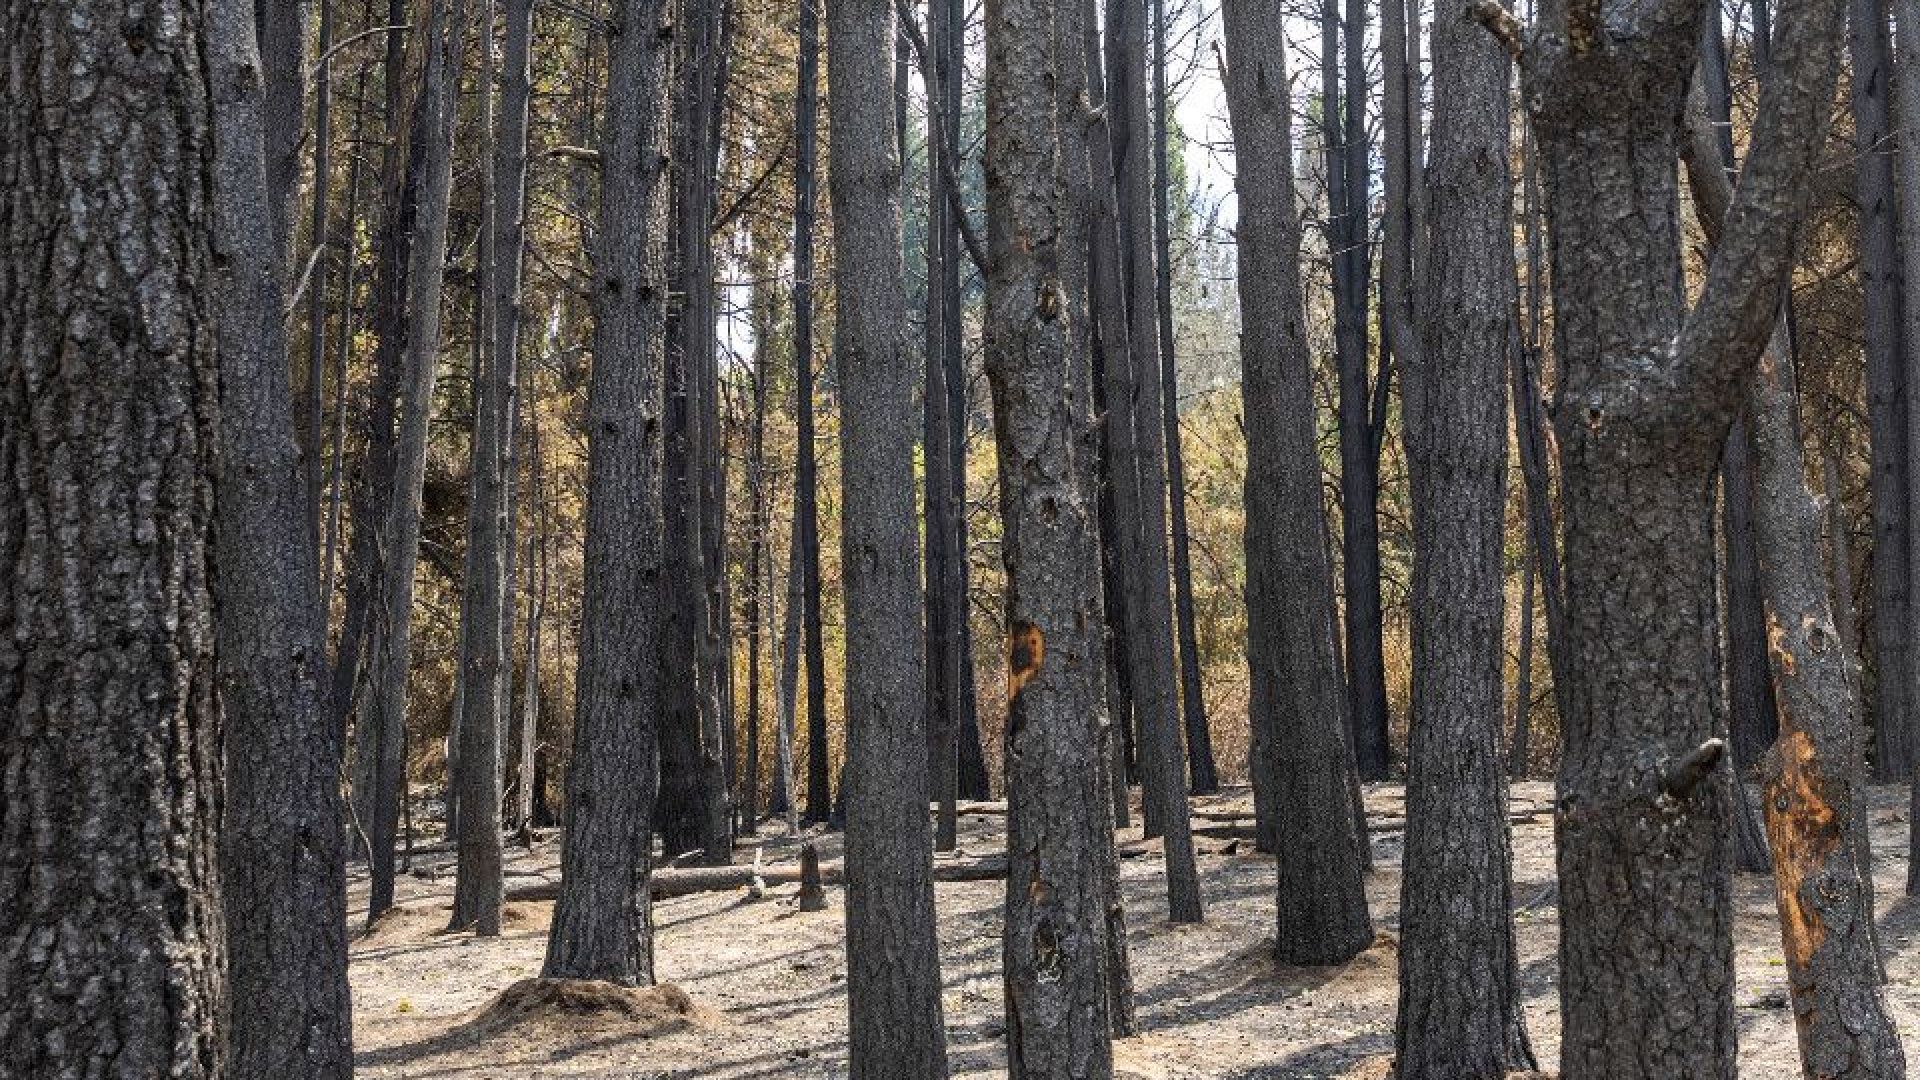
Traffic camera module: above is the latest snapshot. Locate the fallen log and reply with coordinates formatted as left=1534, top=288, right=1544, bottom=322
left=505, top=852, right=1011, bottom=903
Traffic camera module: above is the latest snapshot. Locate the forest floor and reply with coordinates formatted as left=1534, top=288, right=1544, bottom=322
left=349, top=781, right=1920, bottom=1078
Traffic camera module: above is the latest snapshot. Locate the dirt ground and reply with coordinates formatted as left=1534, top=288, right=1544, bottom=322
left=350, top=782, right=1920, bottom=1078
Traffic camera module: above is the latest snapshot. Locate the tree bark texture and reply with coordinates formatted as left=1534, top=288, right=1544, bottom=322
left=1104, top=0, right=1202, bottom=922
left=1682, top=80, right=1907, bottom=1079
left=986, top=0, right=1119, bottom=1067
left=1323, top=0, right=1390, bottom=780
left=452, top=0, right=535, bottom=933
left=829, top=0, right=952, bottom=1069
left=1393, top=0, right=1534, bottom=1069
left=1851, top=0, right=1914, bottom=780
left=541, top=0, right=671, bottom=986
left=1, top=0, right=226, bottom=1067
left=1153, top=0, right=1215, bottom=797
left=1505, top=0, right=1850, bottom=1066
left=794, top=0, right=834, bottom=824
left=208, top=0, right=354, bottom=1067
left=361, top=0, right=467, bottom=922
left=1221, top=0, right=1374, bottom=968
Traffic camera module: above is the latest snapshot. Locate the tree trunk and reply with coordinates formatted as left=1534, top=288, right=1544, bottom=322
left=795, top=0, right=834, bottom=824
left=258, top=0, right=306, bottom=266
left=303, top=0, right=335, bottom=542
left=208, top=0, right=353, bottom=1068
left=1323, top=0, right=1389, bottom=780
left=1507, top=0, right=1849, bottom=1065
left=1081, top=0, right=1138, bottom=831
left=1153, top=0, right=1214, bottom=797
left=1853, top=0, right=1914, bottom=781
left=363, top=0, right=468, bottom=923
left=340, top=0, right=416, bottom=852
left=1898, top=0, right=1920, bottom=786
left=1700, top=12, right=1778, bottom=877
left=986, top=0, right=1120, bottom=1067
left=1681, top=94, right=1907, bottom=1074
left=542, top=0, right=672, bottom=984
left=1511, top=532, right=1537, bottom=776
left=660, top=0, right=732, bottom=864
left=921, top=0, right=965, bottom=853
left=830, top=0, right=952, bottom=1068
left=743, top=265, right=777, bottom=833
left=1104, top=0, right=1201, bottom=922
left=1392, top=0, right=1534, bottom=1067
left=451, top=0, right=517, bottom=936
left=1, top=2, right=224, bottom=1072
left=1221, top=0, right=1373, bottom=968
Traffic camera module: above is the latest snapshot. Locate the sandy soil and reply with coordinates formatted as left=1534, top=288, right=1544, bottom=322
left=350, top=782, right=1920, bottom=1078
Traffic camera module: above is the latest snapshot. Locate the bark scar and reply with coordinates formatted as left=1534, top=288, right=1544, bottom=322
left=1008, top=620, right=1045, bottom=701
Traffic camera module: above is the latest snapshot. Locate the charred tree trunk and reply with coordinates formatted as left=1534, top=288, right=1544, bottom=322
left=1392, top=0, right=1535, bottom=1067
left=795, top=0, right=834, bottom=824
left=1701, top=10, right=1778, bottom=876
left=986, top=0, right=1120, bottom=1067
left=1498, top=0, right=1849, bottom=1067
left=1153, top=0, right=1214, bottom=797
left=660, top=0, right=732, bottom=863
left=1, top=0, right=225, bottom=1070
left=829, top=0, right=951, bottom=1067
left=208, top=0, right=353, bottom=1067
left=1105, top=0, right=1202, bottom=921
left=340, top=0, right=416, bottom=848
left=1682, top=96, right=1907, bottom=1076
left=542, top=0, right=672, bottom=984
left=1324, top=0, right=1390, bottom=780
left=1221, top=0, right=1374, bottom=967
left=922, top=0, right=965, bottom=852
left=363, top=0, right=467, bottom=923
left=1083, top=0, right=1141, bottom=823
left=450, top=0, right=520, bottom=935
left=1852, top=0, right=1913, bottom=780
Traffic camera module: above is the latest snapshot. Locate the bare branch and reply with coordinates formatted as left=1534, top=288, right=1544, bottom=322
left=1467, top=0, right=1526, bottom=62
left=546, top=145, right=604, bottom=167
left=1661, top=738, right=1727, bottom=799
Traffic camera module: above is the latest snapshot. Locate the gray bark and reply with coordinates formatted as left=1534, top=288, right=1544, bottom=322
left=1392, top=0, right=1534, bottom=1068
left=259, top=0, right=306, bottom=265
left=1701, top=7, right=1777, bottom=875
left=794, top=0, right=833, bottom=823
left=920, top=0, right=966, bottom=853
left=1153, top=0, right=1214, bottom=797
left=362, top=0, right=467, bottom=922
left=1682, top=94, right=1907, bottom=1077
left=340, top=0, right=413, bottom=854
left=1221, top=0, right=1374, bottom=967
left=985, top=0, right=1120, bottom=1067
left=829, top=0, right=951, bottom=1068
left=208, top=0, right=353, bottom=1067
left=1494, top=0, right=1851, bottom=1066
left=1105, top=0, right=1202, bottom=922
left=453, top=0, right=535, bottom=933
left=1852, top=0, right=1914, bottom=780
left=1, top=0, right=225, bottom=1068
left=1324, top=0, right=1390, bottom=780
left=541, top=0, right=672, bottom=985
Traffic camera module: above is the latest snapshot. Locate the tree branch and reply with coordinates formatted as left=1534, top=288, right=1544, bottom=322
left=1661, top=738, right=1726, bottom=799
left=1674, top=0, right=1847, bottom=424
left=892, top=0, right=989, bottom=276
left=1467, top=0, right=1527, bottom=61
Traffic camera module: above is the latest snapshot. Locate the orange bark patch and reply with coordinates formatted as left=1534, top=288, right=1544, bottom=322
left=1766, top=612, right=1797, bottom=677
left=1008, top=621, right=1045, bottom=700
left=1764, top=729, right=1838, bottom=971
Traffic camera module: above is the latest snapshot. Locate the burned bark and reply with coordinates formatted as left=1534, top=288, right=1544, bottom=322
left=542, top=0, right=672, bottom=986
left=1221, top=0, right=1373, bottom=967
